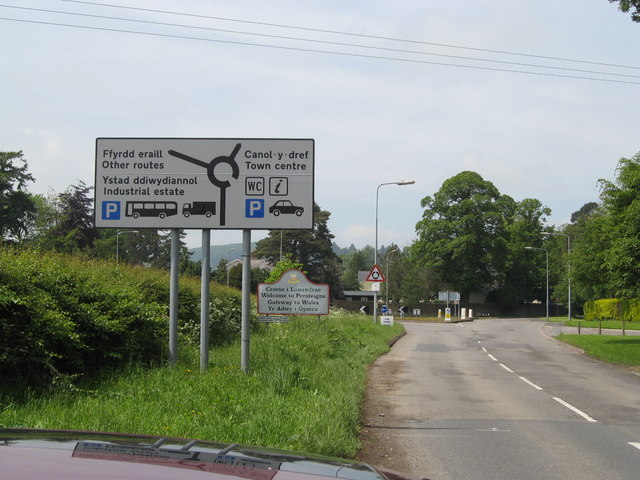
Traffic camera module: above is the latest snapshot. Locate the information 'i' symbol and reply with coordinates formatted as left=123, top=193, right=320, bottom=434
left=274, top=179, right=284, bottom=194
left=168, top=144, right=241, bottom=226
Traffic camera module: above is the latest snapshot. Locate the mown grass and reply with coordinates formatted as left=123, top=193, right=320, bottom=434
left=0, top=310, right=403, bottom=458
left=557, top=334, right=640, bottom=366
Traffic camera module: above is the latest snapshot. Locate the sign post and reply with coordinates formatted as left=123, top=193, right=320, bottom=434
left=366, top=264, right=385, bottom=323
left=95, top=138, right=314, bottom=370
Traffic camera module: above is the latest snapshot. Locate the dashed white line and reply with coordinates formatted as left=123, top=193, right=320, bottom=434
left=628, top=442, right=640, bottom=450
left=487, top=354, right=498, bottom=361
left=481, top=347, right=488, bottom=353
left=499, top=363, right=514, bottom=373
left=519, top=376, right=544, bottom=390
left=553, top=397, right=597, bottom=423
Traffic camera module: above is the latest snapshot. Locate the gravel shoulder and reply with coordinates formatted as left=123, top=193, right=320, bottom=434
left=356, top=333, right=411, bottom=474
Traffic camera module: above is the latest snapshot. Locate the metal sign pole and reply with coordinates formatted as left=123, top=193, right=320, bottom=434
left=200, top=229, right=211, bottom=372
left=169, top=229, right=179, bottom=366
left=241, top=229, right=251, bottom=373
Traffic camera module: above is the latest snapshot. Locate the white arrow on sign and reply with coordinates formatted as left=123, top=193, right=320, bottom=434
left=359, top=306, right=367, bottom=314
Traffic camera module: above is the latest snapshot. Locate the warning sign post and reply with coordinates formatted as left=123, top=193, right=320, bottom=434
left=366, top=264, right=385, bottom=282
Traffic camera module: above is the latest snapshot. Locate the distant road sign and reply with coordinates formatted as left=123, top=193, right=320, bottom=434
left=366, top=264, right=385, bottom=282
left=257, top=269, right=329, bottom=315
left=438, top=291, right=460, bottom=301
left=95, top=138, right=314, bottom=230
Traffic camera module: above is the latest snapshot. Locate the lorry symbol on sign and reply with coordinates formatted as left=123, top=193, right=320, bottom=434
left=182, top=201, right=216, bottom=218
left=168, top=144, right=240, bottom=226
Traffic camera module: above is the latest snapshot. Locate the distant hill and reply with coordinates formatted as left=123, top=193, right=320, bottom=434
left=189, top=241, right=371, bottom=265
left=189, top=243, right=252, bottom=266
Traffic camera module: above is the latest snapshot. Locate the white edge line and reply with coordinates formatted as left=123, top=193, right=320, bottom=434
left=628, top=442, right=640, bottom=450
left=519, top=376, right=543, bottom=390
left=553, top=397, right=597, bottom=423
left=487, top=354, right=498, bottom=361
left=499, top=363, right=514, bottom=373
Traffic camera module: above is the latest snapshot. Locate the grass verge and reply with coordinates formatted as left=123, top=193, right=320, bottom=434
left=557, top=334, right=640, bottom=367
left=0, top=310, right=403, bottom=459
left=564, top=320, right=640, bottom=330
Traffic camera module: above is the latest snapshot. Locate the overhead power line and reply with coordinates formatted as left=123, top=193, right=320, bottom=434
left=1, top=1, right=638, bottom=84
left=56, top=0, right=639, bottom=71
left=5, top=16, right=639, bottom=85
left=3, top=4, right=640, bottom=80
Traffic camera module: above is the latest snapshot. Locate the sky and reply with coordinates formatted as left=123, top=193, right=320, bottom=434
left=2, top=0, right=639, bottom=252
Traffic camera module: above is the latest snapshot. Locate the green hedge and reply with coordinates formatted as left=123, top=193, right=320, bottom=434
left=583, top=298, right=640, bottom=322
left=0, top=247, right=245, bottom=386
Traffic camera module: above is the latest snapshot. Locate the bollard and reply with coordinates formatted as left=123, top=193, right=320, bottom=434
left=461, top=308, right=467, bottom=320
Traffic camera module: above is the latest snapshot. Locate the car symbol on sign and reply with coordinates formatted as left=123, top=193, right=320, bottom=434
left=269, top=200, right=304, bottom=216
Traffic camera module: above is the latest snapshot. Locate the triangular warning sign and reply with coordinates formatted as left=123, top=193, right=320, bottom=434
left=366, top=264, right=385, bottom=282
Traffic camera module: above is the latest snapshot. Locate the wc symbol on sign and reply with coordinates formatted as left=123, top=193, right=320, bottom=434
left=269, top=177, right=288, bottom=196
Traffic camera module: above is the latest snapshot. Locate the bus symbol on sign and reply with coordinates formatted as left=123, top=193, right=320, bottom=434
left=126, top=201, right=178, bottom=219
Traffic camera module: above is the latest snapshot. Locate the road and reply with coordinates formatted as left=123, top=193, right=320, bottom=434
left=357, top=319, right=640, bottom=480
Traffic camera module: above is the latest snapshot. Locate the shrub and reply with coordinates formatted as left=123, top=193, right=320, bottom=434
left=584, top=298, right=640, bottom=322
left=0, top=248, right=245, bottom=387
left=0, top=248, right=169, bottom=385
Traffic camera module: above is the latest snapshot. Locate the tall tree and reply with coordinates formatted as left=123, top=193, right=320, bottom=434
left=609, top=0, right=640, bottom=22
left=57, top=181, right=99, bottom=251
left=400, top=245, right=440, bottom=305
left=414, top=171, right=510, bottom=304
left=0, top=151, right=36, bottom=241
left=596, top=152, right=640, bottom=297
left=569, top=209, right=613, bottom=302
left=33, top=182, right=100, bottom=253
left=490, top=198, right=552, bottom=304
left=340, top=246, right=374, bottom=290
left=253, top=203, right=342, bottom=293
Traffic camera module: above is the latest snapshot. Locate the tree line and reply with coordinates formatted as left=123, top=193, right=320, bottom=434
left=339, top=152, right=640, bottom=313
left=0, top=151, right=336, bottom=293
left=3, top=149, right=640, bottom=311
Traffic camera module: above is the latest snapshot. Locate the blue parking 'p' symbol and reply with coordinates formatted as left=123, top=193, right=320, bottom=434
left=102, top=201, right=121, bottom=220
left=245, top=199, right=264, bottom=218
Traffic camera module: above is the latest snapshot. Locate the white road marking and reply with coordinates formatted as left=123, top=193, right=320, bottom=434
left=519, top=376, right=543, bottom=390
left=499, top=363, right=514, bottom=373
left=481, top=347, right=488, bottom=353
left=487, top=354, right=498, bottom=361
left=628, top=442, right=640, bottom=450
left=553, top=397, right=597, bottom=423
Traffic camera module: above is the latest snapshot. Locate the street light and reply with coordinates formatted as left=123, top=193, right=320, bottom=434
left=525, top=246, right=549, bottom=321
left=542, top=232, right=571, bottom=321
left=116, top=230, right=139, bottom=262
left=226, top=248, right=235, bottom=287
left=374, top=180, right=415, bottom=323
